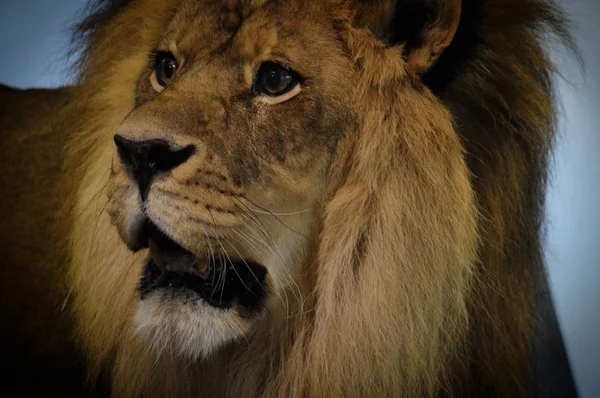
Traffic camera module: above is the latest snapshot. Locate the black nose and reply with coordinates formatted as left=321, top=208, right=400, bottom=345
left=114, top=135, right=195, bottom=197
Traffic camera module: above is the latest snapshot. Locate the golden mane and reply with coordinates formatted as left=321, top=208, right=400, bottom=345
left=0, top=0, right=575, bottom=396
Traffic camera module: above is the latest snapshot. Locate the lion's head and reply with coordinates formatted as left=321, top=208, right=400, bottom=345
left=106, top=1, right=362, bottom=356
left=96, top=0, right=474, bottom=363
left=63, top=0, right=566, bottom=396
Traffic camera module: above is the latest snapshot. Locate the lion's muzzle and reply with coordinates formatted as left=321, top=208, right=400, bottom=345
left=138, top=220, right=268, bottom=316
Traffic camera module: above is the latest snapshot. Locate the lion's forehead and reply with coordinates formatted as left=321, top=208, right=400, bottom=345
left=160, top=0, right=336, bottom=63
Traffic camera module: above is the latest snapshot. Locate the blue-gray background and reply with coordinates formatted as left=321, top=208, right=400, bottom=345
left=0, top=1, right=598, bottom=396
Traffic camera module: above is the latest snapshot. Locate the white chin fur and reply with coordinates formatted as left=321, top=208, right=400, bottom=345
left=134, top=293, right=250, bottom=360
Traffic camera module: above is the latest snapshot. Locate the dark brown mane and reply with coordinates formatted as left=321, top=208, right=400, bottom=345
left=75, top=0, right=133, bottom=38
left=417, top=0, right=573, bottom=395
left=72, top=0, right=135, bottom=69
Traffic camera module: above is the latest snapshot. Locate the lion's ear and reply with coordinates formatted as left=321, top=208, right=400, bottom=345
left=355, top=0, right=462, bottom=74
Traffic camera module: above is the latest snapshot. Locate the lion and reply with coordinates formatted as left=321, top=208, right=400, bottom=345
left=0, top=0, right=578, bottom=396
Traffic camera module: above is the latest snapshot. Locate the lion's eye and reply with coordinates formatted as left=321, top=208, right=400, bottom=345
left=254, top=62, right=301, bottom=98
left=150, top=52, right=179, bottom=92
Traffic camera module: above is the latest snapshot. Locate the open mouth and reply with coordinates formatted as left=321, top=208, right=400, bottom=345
left=136, top=220, right=268, bottom=316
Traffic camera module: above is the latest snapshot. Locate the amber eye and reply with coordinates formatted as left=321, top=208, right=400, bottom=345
left=150, top=52, right=179, bottom=92
left=254, top=62, right=301, bottom=97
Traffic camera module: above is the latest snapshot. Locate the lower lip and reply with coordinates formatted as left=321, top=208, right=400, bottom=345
left=138, top=256, right=269, bottom=316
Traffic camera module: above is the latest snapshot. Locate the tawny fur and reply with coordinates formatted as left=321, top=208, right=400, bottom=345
left=0, top=0, right=570, bottom=396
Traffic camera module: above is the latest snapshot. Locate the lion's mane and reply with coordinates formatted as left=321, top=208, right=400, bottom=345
left=0, top=0, right=572, bottom=396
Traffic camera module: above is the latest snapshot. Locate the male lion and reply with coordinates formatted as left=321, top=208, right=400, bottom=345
left=0, top=0, right=577, bottom=396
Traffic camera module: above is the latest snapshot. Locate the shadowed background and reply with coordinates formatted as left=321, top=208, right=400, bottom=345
left=0, top=1, right=598, bottom=397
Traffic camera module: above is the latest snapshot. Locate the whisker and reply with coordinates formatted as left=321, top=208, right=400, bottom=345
left=193, top=221, right=218, bottom=290
left=226, top=232, right=264, bottom=287
left=230, top=208, right=273, bottom=252
left=233, top=204, right=304, bottom=312
left=87, top=188, right=110, bottom=275
left=233, top=228, right=296, bottom=319
left=73, top=168, right=111, bottom=224
left=202, top=211, right=229, bottom=305
left=207, top=209, right=257, bottom=296
left=220, top=254, right=226, bottom=306
left=211, top=252, right=225, bottom=300
left=235, top=196, right=308, bottom=238
left=241, top=208, right=311, bottom=216
left=230, top=228, right=269, bottom=257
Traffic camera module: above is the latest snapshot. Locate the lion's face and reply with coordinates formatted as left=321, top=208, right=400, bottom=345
left=106, top=0, right=354, bottom=358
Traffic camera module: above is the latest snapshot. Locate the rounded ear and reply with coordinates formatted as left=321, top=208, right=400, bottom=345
left=355, top=0, right=462, bottom=74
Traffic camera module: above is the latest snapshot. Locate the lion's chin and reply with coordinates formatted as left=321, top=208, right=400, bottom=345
left=134, top=293, right=254, bottom=360
left=131, top=220, right=269, bottom=359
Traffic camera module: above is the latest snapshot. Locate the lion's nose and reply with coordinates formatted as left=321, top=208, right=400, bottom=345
left=114, top=134, right=195, bottom=197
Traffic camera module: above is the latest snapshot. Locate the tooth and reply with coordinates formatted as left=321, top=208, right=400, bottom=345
left=148, top=239, right=167, bottom=273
